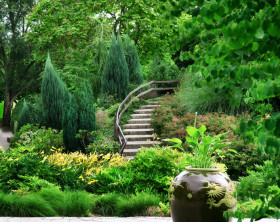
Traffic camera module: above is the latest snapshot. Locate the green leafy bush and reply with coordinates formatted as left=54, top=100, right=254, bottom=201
left=10, top=94, right=44, bottom=132
left=0, top=146, right=60, bottom=192
left=236, top=161, right=278, bottom=201
left=146, top=56, right=180, bottom=82
left=86, top=139, right=120, bottom=155
left=152, top=95, right=265, bottom=179
left=10, top=124, right=64, bottom=153
left=87, top=147, right=192, bottom=194
left=92, top=191, right=160, bottom=216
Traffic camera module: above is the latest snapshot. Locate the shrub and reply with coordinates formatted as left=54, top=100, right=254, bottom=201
left=236, top=161, right=278, bottom=201
left=92, top=192, right=120, bottom=216
left=10, top=94, right=44, bottom=132
left=41, top=55, right=68, bottom=130
left=16, top=100, right=31, bottom=132
left=116, top=191, right=160, bottom=217
left=10, top=124, right=64, bottom=154
left=147, top=56, right=180, bottom=82
left=0, top=146, right=60, bottom=192
left=86, top=139, right=120, bottom=155
left=87, top=147, right=192, bottom=194
left=177, top=72, right=249, bottom=115
left=92, top=191, right=160, bottom=217
left=44, top=151, right=127, bottom=190
left=152, top=95, right=264, bottom=179
left=0, top=188, right=94, bottom=217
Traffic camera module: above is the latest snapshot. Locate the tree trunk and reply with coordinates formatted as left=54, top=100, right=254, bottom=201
left=1, top=87, right=13, bottom=128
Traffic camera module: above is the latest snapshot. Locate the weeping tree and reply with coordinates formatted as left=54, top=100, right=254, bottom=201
left=41, top=55, right=67, bottom=130
left=17, top=100, right=31, bottom=131
left=123, top=35, right=143, bottom=85
left=62, top=92, right=79, bottom=152
left=101, top=34, right=129, bottom=102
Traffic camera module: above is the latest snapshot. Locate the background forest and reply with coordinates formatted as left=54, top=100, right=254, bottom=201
left=0, top=0, right=280, bottom=220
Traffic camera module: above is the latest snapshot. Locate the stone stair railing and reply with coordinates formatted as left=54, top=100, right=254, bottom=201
left=114, top=80, right=180, bottom=158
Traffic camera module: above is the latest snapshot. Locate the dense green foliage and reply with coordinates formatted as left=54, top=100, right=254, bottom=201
left=123, top=35, right=143, bottom=84
left=10, top=95, right=44, bottom=132
left=17, top=101, right=31, bottom=132
left=0, top=0, right=40, bottom=126
left=41, top=56, right=67, bottom=130
left=0, top=188, right=93, bottom=216
left=9, top=124, right=64, bottom=154
left=151, top=95, right=269, bottom=180
left=62, top=92, right=79, bottom=152
left=101, top=35, right=129, bottom=102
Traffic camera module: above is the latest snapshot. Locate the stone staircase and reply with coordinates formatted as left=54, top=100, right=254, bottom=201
left=122, top=101, right=161, bottom=159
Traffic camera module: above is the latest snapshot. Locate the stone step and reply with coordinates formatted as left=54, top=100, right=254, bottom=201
left=123, top=124, right=151, bottom=129
left=148, top=101, right=160, bottom=105
left=140, top=105, right=159, bottom=109
left=125, top=141, right=161, bottom=149
left=123, top=128, right=154, bottom=135
left=128, top=118, right=152, bottom=124
left=122, top=148, right=140, bottom=156
left=131, top=114, right=151, bottom=119
left=126, top=156, right=134, bottom=160
left=125, top=134, right=154, bottom=141
left=134, top=109, right=154, bottom=114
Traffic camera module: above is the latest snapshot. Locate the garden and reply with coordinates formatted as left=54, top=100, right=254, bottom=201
left=0, top=0, right=280, bottom=221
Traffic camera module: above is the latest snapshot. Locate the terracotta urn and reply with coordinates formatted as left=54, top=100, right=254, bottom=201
left=169, top=167, right=236, bottom=222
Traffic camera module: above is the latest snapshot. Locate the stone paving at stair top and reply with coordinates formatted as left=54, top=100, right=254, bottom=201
left=0, top=217, right=279, bottom=222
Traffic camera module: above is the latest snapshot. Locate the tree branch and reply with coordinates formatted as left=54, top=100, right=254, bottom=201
left=23, top=60, right=35, bottom=75
left=0, top=46, right=7, bottom=74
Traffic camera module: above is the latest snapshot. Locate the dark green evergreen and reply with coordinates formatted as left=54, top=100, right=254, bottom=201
left=123, top=35, right=143, bottom=84
left=17, top=100, right=31, bottom=132
left=62, top=92, right=79, bottom=152
left=77, top=85, right=97, bottom=132
left=41, top=55, right=67, bottom=130
left=101, top=34, right=129, bottom=101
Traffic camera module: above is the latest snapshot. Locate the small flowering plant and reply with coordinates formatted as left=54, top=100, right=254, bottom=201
left=165, top=114, right=235, bottom=168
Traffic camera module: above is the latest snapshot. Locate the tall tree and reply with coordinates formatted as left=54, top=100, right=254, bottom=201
left=123, top=35, right=143, bottom=85
left=101, top=34, right=129, bottom=101
left=0, top=0, right=39, bottom=127
left=77, top=84, right=97, bottom=132
left=62, top=91, right=79, bottom=152
left=41, top=55, right=67, bottom=130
